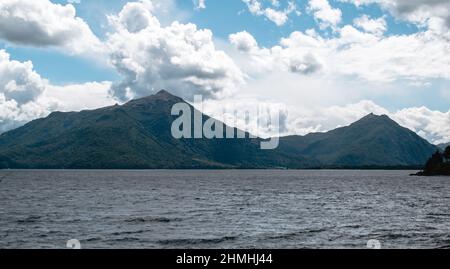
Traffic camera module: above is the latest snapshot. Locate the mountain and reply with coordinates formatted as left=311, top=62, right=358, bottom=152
left=0, top=91, right=438, bottom=169
left=0, top=90, right=316, bottom=169
left=277, top=113, right=437, bottom=168
left=438, top=143, right=450, bottom=150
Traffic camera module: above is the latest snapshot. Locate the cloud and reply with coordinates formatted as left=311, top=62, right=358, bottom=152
left=224, top=24, right=450, bottom=143
left=353, top=15, right=387, bottom=35
left=308, top=0, right=342, bottom=29
left=230, top=20, right=450, bottom=82
left=341, top=0, right=450, bottom=33
left=198, top=97, right=292, bottom=138
left=0, top=80, right=115, bottom=134
left=229, top=30, right=323, bottom=75
left=193, top=0, right=206, bottom=10
left=242, top=0, right=299, bottom=26
left=44, top=81, right=114, bottom=112
left=392, top=107, right=450, bottom=145
left=0, top=49, right=56, bottom=132
left=107, top=1, right=245, bottom=101
left=0, top=0, right=103, bottom=55
left=0, top=95, right=57, bottom=134
left=116, top=0, right=158, bottom=33
left=0, top=0, right=448, bottom=147
left=200, top=96, right=450, bottom=144
left=229, top=31, right=259, bottom=52
left=0, top=50, right=47, bottom=105
left=0, top=49, right=116, bottom=133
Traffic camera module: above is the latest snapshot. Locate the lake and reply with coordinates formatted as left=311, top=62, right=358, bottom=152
left=0, top=170, right=449, bottom=249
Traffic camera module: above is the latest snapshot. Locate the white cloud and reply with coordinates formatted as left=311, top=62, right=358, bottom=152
left=341, top=0, right=450, bottom=34
left=44, top=81, right=115, bottom=112
left=107, top=1, right=245, bottom=101
left=391, top=107, right=450, bottom=145
left=0, top=0, right=448, bottom=147
left=229, top=31, right=323, bottom=75
left=0, top=80, right=115, bottom=134
left=308, top=0, right=342, bottom=29
left=0, top=0, right=103, bottom=55
left=229, top=31, right=259, bottom=52
left=230, top=23, right=450, bottom=83
left=354, top=15, right=387, bottom=35
left=0, top=50, right=47, bottom=105
left=0, top=95, right=57, bottom=133
left=242, top=0, right=299, bottom=26
left=0, top=49, right=55, bottom=132
left=194, top=0, right=206, bottom=10
left=225, top=23, right=450, bottom=143
left=200, top=96, right=450, bottom=144
left=0, top=49, right=116, bottom=133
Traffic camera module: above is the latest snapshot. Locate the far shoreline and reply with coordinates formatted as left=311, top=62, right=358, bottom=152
left=1, top=167, right=424, bottom=171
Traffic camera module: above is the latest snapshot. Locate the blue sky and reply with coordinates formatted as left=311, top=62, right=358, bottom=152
left=0, top=0, right=449, bottom=143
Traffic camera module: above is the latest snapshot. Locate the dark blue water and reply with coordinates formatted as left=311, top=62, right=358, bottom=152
left=0, top=170, right=449, bottom=249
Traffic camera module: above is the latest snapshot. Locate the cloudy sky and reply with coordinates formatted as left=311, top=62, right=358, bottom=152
left=0, top=0, right=449, bottom=143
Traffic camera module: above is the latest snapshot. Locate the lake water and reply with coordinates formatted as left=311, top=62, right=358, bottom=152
left=0, top=170, right=449, bottom=249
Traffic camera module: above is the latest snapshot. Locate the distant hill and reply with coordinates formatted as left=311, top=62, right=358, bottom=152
left=0, top=91, right=438, bottom=169
left=277, top=113, right=437, bottom=168
left=0, top=90, right=315, bottom=169
left=438, top=143, right=450, bottom=150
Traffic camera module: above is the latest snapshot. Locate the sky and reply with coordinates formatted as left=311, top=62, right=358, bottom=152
left=0, top=0, right=449, bottom=143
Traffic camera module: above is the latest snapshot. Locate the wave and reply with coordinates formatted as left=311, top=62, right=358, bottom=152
left=263, top=228, right=330, bottom=240
left=125, top=216, right=182, bottom=224
left=111, top=230, right=149, bottom=236
left=157, top=236, right=237, bottom=246
left=16, top=216, right=41, bottom=224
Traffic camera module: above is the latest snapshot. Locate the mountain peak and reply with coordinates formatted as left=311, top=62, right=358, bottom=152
left=155, top=89, right=173, bottom=97
left=356, top=113, right=394, bottom=125
left=362, top=113, right=386, bottom=119
left=125, top=89, right=183, bottom=107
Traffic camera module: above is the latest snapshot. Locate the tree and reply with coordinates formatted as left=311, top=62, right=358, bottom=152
left=444, top=146, right=450, bottom=162
left=424, top=150, right=444, bottom=174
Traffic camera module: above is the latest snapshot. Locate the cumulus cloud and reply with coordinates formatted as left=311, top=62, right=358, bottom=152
left=242, top=0, right=299, bottom=26
left=229, top=31, right=323, bottom=75
left=0, top=49, right=56, bottom=132
left=392, top=107, right=450, bottom=145
left=107, top=1, right=245, bottom=101
left=0, top=0, right=103, bottom=55
left=341, top=0, right=450, bottom=33
left=0, top=95, right=57, bottom=133
left=229, top=31, right=259, bottom=52
left=198, top=97, right=291, bottom=138
left=1, top=0, right=448, bottom=147
left=44, top=81, right=115, bottom=112
left=308, top=0, right=342, bottom=29
left=0, top=49, right=116, bottom=133
left=200, top=96, right=450, bottom=144
left=224, top=23, right=450, bottom=143
left=0, top=50, right=46, bottom=105
left=353, top=15, right=387, bottom=35
left=230, top=21, right=450, bottom=82
left=0, top=81, right=115, bottom=134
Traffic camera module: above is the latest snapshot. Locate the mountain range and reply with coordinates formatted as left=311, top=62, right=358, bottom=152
left=0, top=90, right=438, bottom=169
left=438, top=143, right=450, bottom=150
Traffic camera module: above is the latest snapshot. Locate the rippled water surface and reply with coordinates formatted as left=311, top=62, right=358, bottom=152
left=0, top=170, right=449, bottom=249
